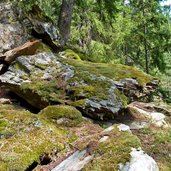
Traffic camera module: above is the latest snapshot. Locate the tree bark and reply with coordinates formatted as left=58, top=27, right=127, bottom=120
left=142, top=0, right=149, bottom=74
left=58, top=0, right=74, bottom=46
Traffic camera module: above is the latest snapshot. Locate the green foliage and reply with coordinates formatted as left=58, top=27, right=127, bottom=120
left=12, top=0, right=171, bottom=77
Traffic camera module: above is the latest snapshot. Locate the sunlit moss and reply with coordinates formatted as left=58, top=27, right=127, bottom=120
left=64, top=58, right=152, bottom=86
left=83, top=126, right=141, bottom=171
left=0, top=104, right=67, bottom=171
left=39, top=105, right=83, bottom=127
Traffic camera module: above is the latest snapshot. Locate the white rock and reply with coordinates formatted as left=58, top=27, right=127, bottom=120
left=0, top=98, right=11, bottom=104
left=52, top=150, right=93, bottom=171
left=103, top=125, right=114, bottom=133
left=120, top=148, right=159, bottom=171
left=99, top=136, right=109, bottom=143
left=150, top=112, right=167, bottom=127
left=135, top=107, right=168, bottom=127
left=118, top=124, right=131, bottom=132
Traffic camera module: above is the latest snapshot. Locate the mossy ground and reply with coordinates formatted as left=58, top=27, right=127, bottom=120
left=83, top=126, right=141, bottom=171
left=0, top=104, right=71, bottom=171
left=133, top=127, right=171, bottom=171
left=0, top=103, right=104, bottom=171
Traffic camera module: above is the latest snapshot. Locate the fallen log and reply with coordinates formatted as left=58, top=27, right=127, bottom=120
left=0, top=40, right=41, bottom=75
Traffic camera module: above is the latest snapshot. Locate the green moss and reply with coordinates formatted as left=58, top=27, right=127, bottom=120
left=83, top=126, right=141, bottom=171
left=154, top=129, right=171, bottom=144
left=135, top=128, right=171, bottom=171
left=36, top=42, right=52, bottom=53
left=14, top=62, right=30, bottom=73
left=20, top=79, right=66, bottom=108
left=0, top=120, right=8, bottom=127
left=70, top=85, right=96, bottom=98
left=63, top=58, right=152, bottom=86
left=70, top=99, right=87, bottom=108
left=115, top=89, right=128, bottom=107
left=61, top=49, right=81, bottom=60
left=39, top=105, right=83, bottom=127
left=0, top=104, right=68, bottom=171
left=68, top=71, right=114, bottom=101
left=0, top=162, right=8, bottom=171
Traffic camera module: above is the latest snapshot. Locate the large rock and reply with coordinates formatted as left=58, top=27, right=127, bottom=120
left=127, top=102, right=170, bottom=128
left=0, top=52, right=156, bottom=120
left=120, top=148, right=159, bottom=171
left=0, top=3, right=29, bottom=55
left=0, top=2, right=60, bottom=56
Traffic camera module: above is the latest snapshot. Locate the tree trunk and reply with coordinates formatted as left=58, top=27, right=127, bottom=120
left=142, top=0, right=149, bottom=74
left=58, top=0, right=74, bottom=46
left=144, top=23, right=149, bottom=74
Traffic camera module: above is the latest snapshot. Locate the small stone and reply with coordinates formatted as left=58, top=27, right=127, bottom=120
left=118, top=124, right=131, bottom=132
left=99, top=136, right=109, bottom=142
left=103, top=126, right=114, bottom=133
left=0, top=98, right=11, bottom=104
left=33, top=120, right=42, bottom=127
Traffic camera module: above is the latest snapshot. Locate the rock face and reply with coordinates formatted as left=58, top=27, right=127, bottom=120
left=0, top=3, right=29, bottom=55
left=0, top=2, right=60, bottom=56
left=0, top=52, right=156, bottom=120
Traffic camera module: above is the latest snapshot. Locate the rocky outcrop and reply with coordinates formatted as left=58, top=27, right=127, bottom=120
left=0, top=2, right=158, bottom=120
left=0, top=51, right=157, bottom=120
left=0, top=40, right=41, bottom=74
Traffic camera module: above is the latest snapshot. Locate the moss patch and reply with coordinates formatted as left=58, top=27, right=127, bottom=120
left=20, top=78, right=66, bottom=108
left=61, top=49, right=81, bottom=60
left=63, top=58, right=152, bottom=86
left=39, top=105, right=83, bottom=127
left=0, top=104, right=67, bottom=171
left=83, top=126, right=141, bottom=171
left=133, top=127, right=171, bottom=171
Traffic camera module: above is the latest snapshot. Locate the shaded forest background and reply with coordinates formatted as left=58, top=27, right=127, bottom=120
left=4, top=0, right=171, bottom=102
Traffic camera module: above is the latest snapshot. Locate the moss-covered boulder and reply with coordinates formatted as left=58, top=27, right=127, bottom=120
left=0, top=52, right=157, bottom=120
left=39, top=105, right=83, bottom=127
